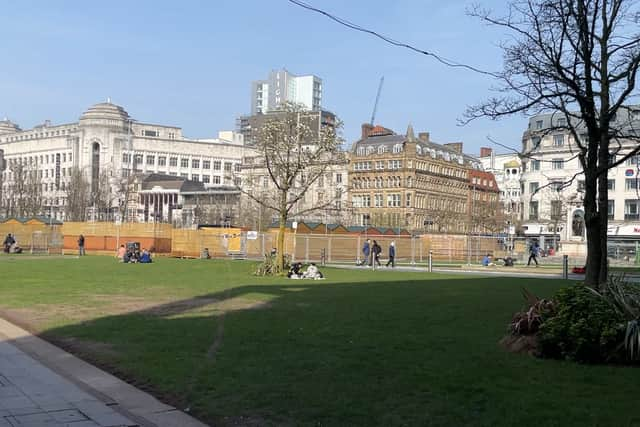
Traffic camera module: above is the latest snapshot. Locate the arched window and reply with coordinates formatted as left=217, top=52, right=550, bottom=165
left=393, top=144, right=403, bottom=153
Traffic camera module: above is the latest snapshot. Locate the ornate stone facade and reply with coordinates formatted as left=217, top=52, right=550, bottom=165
left=349, top=124, right=498, bottom=232
left=0, top=101, right=245, bottom=222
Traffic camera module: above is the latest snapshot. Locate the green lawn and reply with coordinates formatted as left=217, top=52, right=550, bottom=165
left=0, top=256, right=639, bottom=427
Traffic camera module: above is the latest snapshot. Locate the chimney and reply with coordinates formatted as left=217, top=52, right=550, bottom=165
left=418, top=132, right=430, bottom=142
left=444, top=142, right=463, bottom=154
left=480, top=147, right=492, bottom=158
left=361, top=123, right=374, bottom=139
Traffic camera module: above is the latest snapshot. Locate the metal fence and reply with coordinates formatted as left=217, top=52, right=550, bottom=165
left=191, top=232, right=598, bottom=266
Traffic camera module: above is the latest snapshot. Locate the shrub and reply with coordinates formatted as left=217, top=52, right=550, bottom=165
left=538, top=285, right=625, bottom=363
left=508, top=288, right=555, bottom=336
left=254, top=253, right=291, bottom=276
left=587, top=275, right=640, bottom=361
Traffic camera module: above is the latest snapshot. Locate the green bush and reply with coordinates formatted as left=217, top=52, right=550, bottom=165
left=538, top=285, right=625, bottom=363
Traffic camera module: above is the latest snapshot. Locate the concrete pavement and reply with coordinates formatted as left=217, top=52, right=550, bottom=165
left=328, top=262, right=585, bottom=280
left=0, top=318, right=209, bottom=427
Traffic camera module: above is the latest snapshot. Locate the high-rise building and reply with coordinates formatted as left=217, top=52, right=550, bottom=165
left=250, top=69, right=322, bottom=114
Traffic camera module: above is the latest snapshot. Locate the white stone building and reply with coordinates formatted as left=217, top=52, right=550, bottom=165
left=520, top=107, right=640, bottom=250
left=0, top=101, right=247, bottom=221
left=479, top=148, right=523, bottom=224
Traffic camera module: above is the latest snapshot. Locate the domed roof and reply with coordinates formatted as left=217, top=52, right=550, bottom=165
left=0, top=118, right=21, bottom=135
left=504, top=159, right=520, bottom=168
left=79, top=100, right=130, bottom=122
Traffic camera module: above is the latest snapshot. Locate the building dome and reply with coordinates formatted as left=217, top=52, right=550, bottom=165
left=0, top=118, right=21, bottom=135
left=504, top=159, right=520, bottom=168
left=79, top=100, right=130, bottom=123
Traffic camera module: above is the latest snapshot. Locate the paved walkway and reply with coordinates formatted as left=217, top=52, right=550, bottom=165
left=328, top=263, right=585, bottom=280
left=0, top=319, right=208, bottom=427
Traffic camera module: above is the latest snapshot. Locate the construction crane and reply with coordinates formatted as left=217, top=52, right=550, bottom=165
left=370, top=76, right=384, bottom=125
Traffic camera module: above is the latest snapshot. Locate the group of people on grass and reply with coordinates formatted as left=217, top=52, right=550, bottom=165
left=116, top=245, right=153, bottom=263
left=3, top=233, right=22, bottom=254
left=361, top=239, right=396, bottom=268
left=287, top=262, right=324, bottom=280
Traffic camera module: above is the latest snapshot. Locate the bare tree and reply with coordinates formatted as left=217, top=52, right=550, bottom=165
left=65, top=167, right=90, bottom=221
left=23, top=166, right=43, bottom=217
left=2, top=162, right=43, bottom=217
left=465, top=0, right=640, bottom=286
left=91, top=169, right=115, bottom=221
left=239, top=103, right=343, bottom=272
left=115, top=172, right=138, bottom=223
left=470, top=196, right=504, bottom=235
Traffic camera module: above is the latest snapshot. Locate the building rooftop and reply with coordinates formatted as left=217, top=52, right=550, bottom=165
left=79, top=100, right=131, bottom=122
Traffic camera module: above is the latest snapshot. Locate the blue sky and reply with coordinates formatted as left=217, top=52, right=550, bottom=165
left=0, top=0, right=523, bottom=155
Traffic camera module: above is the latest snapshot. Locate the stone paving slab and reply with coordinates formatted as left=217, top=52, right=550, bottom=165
left=0, top=339, right=138, bottom=427
left=0, top=318, right=209, bottom=427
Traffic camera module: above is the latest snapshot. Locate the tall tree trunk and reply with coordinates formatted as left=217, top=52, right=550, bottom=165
left=583, top=167, right=601, bottom=286
left=597, top=136, right=610, bottom=285
left=276, top=190, right=288, bottom=273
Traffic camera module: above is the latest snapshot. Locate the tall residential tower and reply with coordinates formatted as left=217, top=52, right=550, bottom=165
left=250, top=69, right=322, bottom=114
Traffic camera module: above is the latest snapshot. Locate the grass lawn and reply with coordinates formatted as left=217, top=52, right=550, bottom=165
left=0, top=256, right=639, bottom=426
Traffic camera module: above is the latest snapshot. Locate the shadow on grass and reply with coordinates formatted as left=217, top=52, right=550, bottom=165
left=24, top=275, right=640, bottom=427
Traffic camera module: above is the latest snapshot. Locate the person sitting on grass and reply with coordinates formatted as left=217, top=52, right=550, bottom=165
left=3, top=233, right=14, bottom=253
left=288, top=262, right=303, bottom=279
left=302, top=263, right=324, bottom=280
left=201, top=247, right=211, bottom=259
left=116, top=245, right=126, bottom=262
left=482, top=253, right=495, bottom=267
left=139, top=248, right=152, bottom=264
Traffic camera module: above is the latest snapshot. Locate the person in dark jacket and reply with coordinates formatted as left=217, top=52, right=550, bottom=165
left=372, top=240, right=382, bottom=267
left=527, top=241, right=540, bottom=266
left=3, top=234, right=15, bottom=253
left=386, top=241, right=396, bottom=267
left=78, top=235, right=86, bottom=256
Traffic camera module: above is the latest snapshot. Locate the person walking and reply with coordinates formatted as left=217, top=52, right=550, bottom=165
left=386, top=241, right=396, bottom=267
left=372, top=240, right=382, bottom=267
left=527, top=241, right=540, bottom=267
left=78, top=234, right=85, bottom=256
left=362, top=239, right=371, bottom=266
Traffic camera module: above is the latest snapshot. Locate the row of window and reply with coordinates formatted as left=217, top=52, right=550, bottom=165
left=6, top=152, right=72, bottom=167
left=527, top=153, right=640, bottom=169
left=3, top=128, right=75, bottom=143
left=415, top=161, right=466, bottom=179
left=3, top=166, right=73, bottom=182
left=121, top=168, right=239, bottom=185
left=352, top=176, right=405, bottom=189
left=356, top=144, right=404, bottom=156
left=471, top=177, right=494, bottom=187
left=1, top=179, right=70, bottom=193
left=122, top=154, right=240, bottom=172
left=528, top=200, right=640, bottom=221
left=354, top=160, right=404, bottom=171
left=352, top=193, right=408, bottom=208
left=526, top=178, right=640, bottom=193
left=139, top=129, right=177, bottom=139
